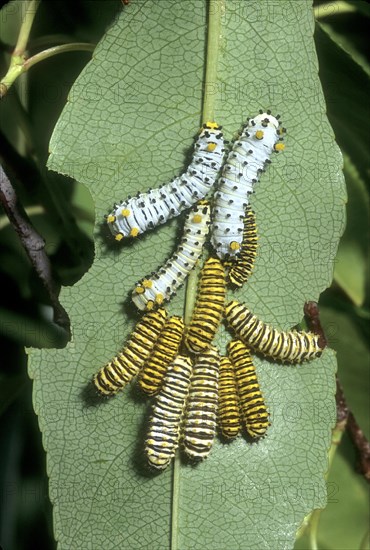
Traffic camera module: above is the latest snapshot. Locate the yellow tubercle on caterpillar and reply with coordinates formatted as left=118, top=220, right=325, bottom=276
left=155, top=293, right=164, bottom=304
left=129, top=227, right=140, bottom=237
left=230, top=241, right=241, bottom=251
left=255, top=130, right=264, bottom=140
left=192, top=214, right=203, bottom=224
left=274, top=142, right=285, bottom=152
left=121, top=208, right=131, bottom=217
left=206, top=142, right=217, bottom=152
left=135, top=286, right=145, bottom=295
left=107, top=215, right=116, bottom=223
left=115, top=233, right=124, bottom=241
left=142, top=280, right=153, bottom=289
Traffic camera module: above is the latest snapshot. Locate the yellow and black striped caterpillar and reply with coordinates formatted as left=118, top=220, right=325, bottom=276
left=227, top=207, right=258, bottom=288
left=218, top=356, right=241, bottom=439
left=225, top=300, right=324, bottom=363
left=138, top=315, right=184, bottom=396
left=228, top=339, right=269, bottom=438
left=184, top=257, right=226, bottom=354
left=93, top=308, right=167, bottom=396
left=182, top=346, right=220, bottom=459
left=145, top=355, right=193, bottom=470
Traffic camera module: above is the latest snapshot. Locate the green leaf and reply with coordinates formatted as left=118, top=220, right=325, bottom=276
left=321, top=305, right=369, bottom=437
left=334, top=155, right=369, bottom=306
left=29, top=1, right=345, bottom=548
left=314, top=22, right=370, bottom=187
left=318, top=20, right=370, bottom=76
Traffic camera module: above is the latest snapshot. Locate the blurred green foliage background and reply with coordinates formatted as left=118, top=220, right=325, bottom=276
left=0, top=1, right=368, bottom=549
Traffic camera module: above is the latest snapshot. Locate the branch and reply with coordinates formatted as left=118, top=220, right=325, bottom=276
left=336, top=378, right=370, bottom=483
left=347, top=410, right=370, bottom=482
left=0, top=164, right=70, bottom=337
left=304, top=301, right=369, bottom=482
left=304, top=300, right=327, bottom=348
left=13, top=0, right=41, bottom=56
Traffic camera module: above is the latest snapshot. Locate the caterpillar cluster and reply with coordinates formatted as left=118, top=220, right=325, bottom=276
left=91, top=112, right=328, bottom=472
left=145, top=341, right=270, bottom=470
left=92, top=298, right=326, bottom=470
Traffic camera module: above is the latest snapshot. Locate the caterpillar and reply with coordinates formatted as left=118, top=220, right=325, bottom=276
left=145, top=355, right=193, bottom=470
left=211, top=110, right=285, bottom=259
left=224, top=300, right=325, bottom=363
left=138, top=315, right=184, bottom=396
left=182, top=346, right=219, bottom=460
left=107, top=123, right=224, bottom=241
left=228, top=339, right=270, bottom=438
left=93, top=308, right=167, bottom=396
left=132, top=200, right=211, bottom=311
left=184, top=256, right=226, bottom=354
left=218, top=356, right=241, bottom=439
left=227, top=206, right=258, bottom=288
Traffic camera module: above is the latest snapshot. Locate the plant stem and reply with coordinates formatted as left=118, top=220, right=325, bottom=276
left=0, top=205, right=44, bottom=231
left=308, top=509, right=320, bottom=550
left=359, top=528, right=370, bottom=550
left=24, top=43, right=95, bottom=70
left=184, top=0, right=223, bottom=322
left=170, top=456, right=181, bottom=550
left=1, top=43, right=94, bottom=98
left=0, top=166, right=70, bottom=335
left=202, top=0, right=223, bottom=123
left=171, top=3, right=224, bottom=550
left=14, top=0, right=41, bottom=56
left=314, top=0, right=356, bottom=19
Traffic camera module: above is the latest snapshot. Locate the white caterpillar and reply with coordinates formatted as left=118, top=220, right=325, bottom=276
left=132, top=200, right=211, bottom=311
left=211, top=111, right=285, bottom=259
left=107, top=123, right=224, bottom=240
left=145, top=355, right=193, bottom=470
left=182, top=346, right=220, bottom=460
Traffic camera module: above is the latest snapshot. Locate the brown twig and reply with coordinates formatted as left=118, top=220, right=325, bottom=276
left=304, top=300, right=327, bottom=348
left=305, top=301, right=369, bottom=482
left=335, top=377, right=349, bottom=426
left=335, top=371, right=369, bottom=482
left=0, top=164, right=70, bottom=337
left=347, top=410, right=370, bottom=482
